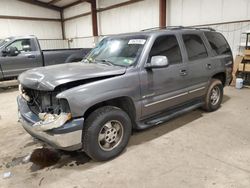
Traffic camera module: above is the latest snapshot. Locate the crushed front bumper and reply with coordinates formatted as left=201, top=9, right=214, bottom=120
left=17, top=96, right=84, bottom=151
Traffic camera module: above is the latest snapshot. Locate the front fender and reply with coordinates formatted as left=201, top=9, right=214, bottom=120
left=56, top=71, right=140, bottom=118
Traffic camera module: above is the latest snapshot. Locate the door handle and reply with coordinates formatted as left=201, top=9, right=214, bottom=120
left=180, top=69, right=187, bottom=76
left=206, top=63, right=212, bottom=69
left=27, top=55, right=35, bottom=59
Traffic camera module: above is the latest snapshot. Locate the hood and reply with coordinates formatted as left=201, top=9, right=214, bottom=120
left=19, top=62, right=126, bottom=91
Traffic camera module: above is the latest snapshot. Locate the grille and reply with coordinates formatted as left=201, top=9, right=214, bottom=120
left=24, top=88, right=69, bottom=115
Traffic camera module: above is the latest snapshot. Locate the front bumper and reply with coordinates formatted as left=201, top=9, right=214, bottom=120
left=17, top=96, right=84, bottom=151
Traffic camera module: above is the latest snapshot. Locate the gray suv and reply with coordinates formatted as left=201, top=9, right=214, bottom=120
left=17, top=27, right=233, bottom=161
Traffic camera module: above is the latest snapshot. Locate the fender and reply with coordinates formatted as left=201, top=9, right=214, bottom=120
left=56, top=70, right=141, bottom=118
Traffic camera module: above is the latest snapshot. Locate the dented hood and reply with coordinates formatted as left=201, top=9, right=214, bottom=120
left=18, top=62, right=126, bottom=91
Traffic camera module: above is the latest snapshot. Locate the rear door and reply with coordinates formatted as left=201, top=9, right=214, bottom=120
left=0, top=38, right=43, bottom=78
left=140, top=34, right=189, bottom=118
left=204, top=32, right=233, bottom=85
left=180, top=33, right=212, bottom=100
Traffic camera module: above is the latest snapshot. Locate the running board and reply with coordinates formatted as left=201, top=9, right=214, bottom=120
left=136, top=102, right=204, bottom=130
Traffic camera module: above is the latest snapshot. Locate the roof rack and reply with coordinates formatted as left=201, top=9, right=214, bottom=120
left=141, top=26, right=216, bottom=32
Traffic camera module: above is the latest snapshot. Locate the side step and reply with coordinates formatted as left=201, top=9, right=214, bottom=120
left=136, top=102, right=204, bottom=130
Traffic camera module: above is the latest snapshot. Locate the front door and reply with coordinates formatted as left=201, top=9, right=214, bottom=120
left=140, top=35, right=189, bottom=118
left=0, top=39, right=42, bottom=78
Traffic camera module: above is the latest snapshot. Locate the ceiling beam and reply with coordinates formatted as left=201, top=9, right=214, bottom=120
left=0, top=15, right=60, bottom=22
left=97, top=0, right=143, bottom=12
left=63, top=0, right=89, bottom=9
left=18, top=0, right=62, bottom=11
left=48, top=0, right=62, bottom=5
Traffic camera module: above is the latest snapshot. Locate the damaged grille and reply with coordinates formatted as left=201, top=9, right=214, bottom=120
left=23, top=88, right=70, bottom=115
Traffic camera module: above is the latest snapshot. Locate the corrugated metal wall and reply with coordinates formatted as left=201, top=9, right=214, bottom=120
left=38, top=39, right=69, bottom=50
left=203, top=22, right=250, bottom=57
left=2, top=0, right=249, bottom=53
left=168, top=0, right=250, bottom=57
left=63, top=0, right=159, bottom=48
left=0, top=0, right=62, bottom=40
left=97, top=0, right=159, bottom=35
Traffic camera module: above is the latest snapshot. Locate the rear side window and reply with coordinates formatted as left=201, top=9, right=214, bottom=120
left=205, top=32, right=231, bottom=56
left=183, top=34, right=208, bottom=61
left=149, top=35, right=182, bottom=64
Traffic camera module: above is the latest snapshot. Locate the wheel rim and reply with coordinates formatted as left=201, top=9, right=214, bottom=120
left=210, top=86, right=221, bottom=105
left=98, top=120, right=124, bottom=151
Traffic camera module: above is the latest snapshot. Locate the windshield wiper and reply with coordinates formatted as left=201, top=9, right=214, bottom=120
left=82, top=57, right=94, bottom=63
left=95, top=59, right=115, bottom=66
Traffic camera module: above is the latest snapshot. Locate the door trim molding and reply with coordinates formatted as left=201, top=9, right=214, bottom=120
left=145, top=92, right=188, bottom=107
left=144, top=86, right=206, bottom=108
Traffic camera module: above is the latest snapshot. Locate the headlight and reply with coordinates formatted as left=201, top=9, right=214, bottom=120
left=19, top=84, right=31, bottom=102
left=33, top=112, right=72, bottom=131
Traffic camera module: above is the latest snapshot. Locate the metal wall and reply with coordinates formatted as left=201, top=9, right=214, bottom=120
left=0, top=0, right=62, bottom=40
left=168, top=0, right=250, bottom=57
left=97, top=0, right=159, bottom=35
left=63, top=0, right=159, bottom=48
left=39, top=39, right=69, bottom=50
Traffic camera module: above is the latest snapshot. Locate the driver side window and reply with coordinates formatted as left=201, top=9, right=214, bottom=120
left=7, top=39, right=32, bottom=53
left=149, top=35, right=182, bottom=65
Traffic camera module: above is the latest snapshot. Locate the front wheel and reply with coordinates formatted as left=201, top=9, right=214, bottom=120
left=202, top=79, right=223, bottom=112
left=82, top=106, right=132, bottom=161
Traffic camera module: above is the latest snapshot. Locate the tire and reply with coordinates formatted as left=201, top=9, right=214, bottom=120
left=82, top=106, right=132, bottom=161
left=202, top=79, right=223, bottom=112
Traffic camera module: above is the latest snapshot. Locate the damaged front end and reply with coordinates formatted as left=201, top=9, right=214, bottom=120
left=17, top=84, right=83, bottom=151
left=34, top=112, right=72, bottom=131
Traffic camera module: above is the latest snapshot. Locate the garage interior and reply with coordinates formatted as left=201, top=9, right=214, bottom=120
left=0, top=0, right=250, bottom=187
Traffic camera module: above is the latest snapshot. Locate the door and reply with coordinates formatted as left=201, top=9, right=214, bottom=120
left=181, top=33, right=212, bottom=99
left=140, top=35, right=189, bottom=118
left=0, top=38, right=42, bottom=78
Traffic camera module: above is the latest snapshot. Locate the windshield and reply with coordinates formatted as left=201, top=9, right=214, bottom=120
left=0, top=38, right=11, bottom=48
left=83, top=35, right=148, bottom=67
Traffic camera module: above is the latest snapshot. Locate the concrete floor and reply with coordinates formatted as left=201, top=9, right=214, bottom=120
left=0, top=87, right=250, bottom=188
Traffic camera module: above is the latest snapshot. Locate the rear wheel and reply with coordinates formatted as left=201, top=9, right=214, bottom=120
left=202, top=79, right=223, bottom=112
left=83, top=106, right=132, bottom=161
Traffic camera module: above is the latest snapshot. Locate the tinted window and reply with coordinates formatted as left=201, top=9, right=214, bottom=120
left=205, top=32, right=231, bottom=55
left=149, top=35, right=182, bottom=64
left=183, top=34, right=208, bottom=61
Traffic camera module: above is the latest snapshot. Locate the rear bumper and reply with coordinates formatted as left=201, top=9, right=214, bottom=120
left=17, top=96, right=84, bottom=151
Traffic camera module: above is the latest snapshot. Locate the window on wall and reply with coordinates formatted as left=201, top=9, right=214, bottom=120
left=183, top=34, right=208, bottom=61
left=204, top=32, right=231, bottom=56
left=149, top=35, right=182, bottom=65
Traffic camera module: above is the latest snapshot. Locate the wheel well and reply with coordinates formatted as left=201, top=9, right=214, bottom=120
left=84, top=97, right=136, bottom=124
left=212, top=72, right=226, bottom=86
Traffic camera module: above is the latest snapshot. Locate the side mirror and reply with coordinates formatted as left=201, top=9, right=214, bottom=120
left=145, top=56, right=169, bottom=69
left=5, top=46, right=19, bottom=56
left=2, top=49, right=7, bottom=57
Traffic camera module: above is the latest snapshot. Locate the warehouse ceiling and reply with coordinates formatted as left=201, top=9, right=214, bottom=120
left=18, top=0, right=93, bottom=10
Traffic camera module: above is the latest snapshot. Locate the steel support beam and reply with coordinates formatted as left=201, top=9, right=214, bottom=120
left=90, top=0, right=98, bottom=36
left=159, top=0, right=167, bottom=27
left=60, top=10, right=65, bottom=39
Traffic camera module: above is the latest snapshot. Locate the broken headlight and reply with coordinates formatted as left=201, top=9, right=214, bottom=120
left=19, top=84, right=30, bottom=102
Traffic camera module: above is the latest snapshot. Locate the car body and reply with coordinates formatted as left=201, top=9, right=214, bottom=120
left=17, top=27, right=233, bottom=161
left=0, top=35, right=91, bottom=80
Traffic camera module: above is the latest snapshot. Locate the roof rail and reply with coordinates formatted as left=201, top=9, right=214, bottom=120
left=141, top=26, right=216, bottom=32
